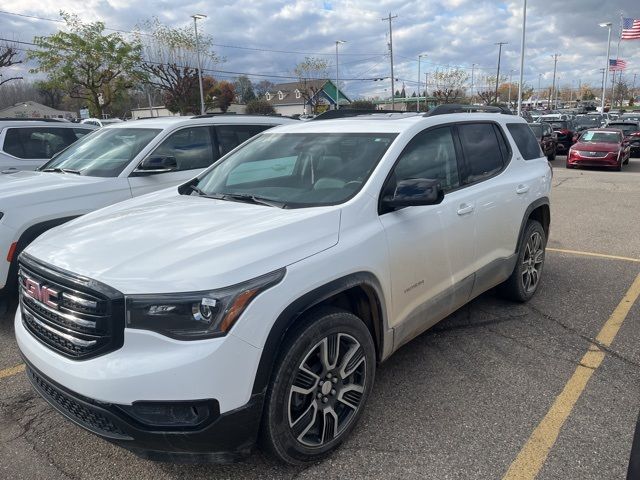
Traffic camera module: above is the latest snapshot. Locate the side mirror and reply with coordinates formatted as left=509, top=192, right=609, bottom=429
left=133, top=155, right=177, bottom=175
left=381, top=178, right=444, bottom=210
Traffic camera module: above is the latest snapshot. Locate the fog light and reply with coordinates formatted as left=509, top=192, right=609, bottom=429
left=117, top=400, right=220, bottom=430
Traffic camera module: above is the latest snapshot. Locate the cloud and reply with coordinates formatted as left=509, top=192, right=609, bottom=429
left=0, top=0, right=638, bottom=100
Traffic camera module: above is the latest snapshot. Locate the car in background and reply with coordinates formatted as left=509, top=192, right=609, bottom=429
left=544, top=120, right=576, bottom=154
left=619, top=113, right=640, bottom=123
left=81, top=118, right=124, bottom=128
left=519, top=110, right=534, bottom=123
left=0, top=121, right=96, bottom=171
left=537, top=113, right=571, bottom=122
left=0, top=114, right=297, bottom=295
left=608, top=121, right=640, bottom=157
left=528, top=122, right=557, bottom=160
left=567, top=128, right=630, bottom=171
left=574, top=114, right=606, bottom=133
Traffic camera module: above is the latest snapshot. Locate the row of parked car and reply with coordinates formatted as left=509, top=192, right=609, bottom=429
left=529, top=111, right=640, bottom=170
left=3, top=106, right=554, bottom=464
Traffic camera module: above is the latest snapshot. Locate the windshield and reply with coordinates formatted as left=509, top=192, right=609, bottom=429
left=548, top=122, right=567, bottom=130
left=579, top=131, right=621, bottom=143
left=610, top=124, right=639, bottom=136
left=528, top=124, right=543, bottom=139
left=191, top=132, right=397, bottom=208
left=621, top=114, right=640, bottom=122
left=39, top=128, right=161, bottom=177
left=576, top=116, right=602, bottom=127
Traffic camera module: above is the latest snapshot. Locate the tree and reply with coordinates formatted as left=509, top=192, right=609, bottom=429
left=234, top=75, right=255, bottom=103
left=245, top=98, right=276, bottom=115
left=30, top=12, right=143, bottom=117
left=0, top=42, right=23, bottom=86
left=431, top=68, right=468, bottom=104
left=293, top=57, right=330, bottom=114
left=350, top=100, right=376, bottom=110
left=208, top=80, right=235, bottom=112
left=255, top=80, right=275, bottom=98
left=35, top=79, right=64, bottom=109
left=135, top=18, right=221, bottom=115
left=475, top=74, right=507, bottom=105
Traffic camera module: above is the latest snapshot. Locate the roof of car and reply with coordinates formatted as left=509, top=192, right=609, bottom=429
left=268, top=112, right=526, bottom=134
left=0, top=120, right=96, bottom=129
left=102, top=115, right=298, bottom=130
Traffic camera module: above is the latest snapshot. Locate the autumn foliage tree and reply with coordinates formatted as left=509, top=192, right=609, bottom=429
left=29, top=12, right=143, bottom=117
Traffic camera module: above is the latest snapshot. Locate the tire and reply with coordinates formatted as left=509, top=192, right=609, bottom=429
left=261, top=307, right=376, bottom=465
left=615, top=161, right=622, bottom=171
left=500, top=220, right=546, bottom=302
left=623, top=156, right=629, bottom=165
left=547, top=149, right=556, bottom=161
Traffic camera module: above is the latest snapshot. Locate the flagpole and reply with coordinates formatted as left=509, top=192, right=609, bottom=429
left=600, top=22, right=612, bottom=112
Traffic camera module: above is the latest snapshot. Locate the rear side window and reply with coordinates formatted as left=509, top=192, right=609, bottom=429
left=457, top=123, right=505, bottom=184
left=3, top=127, right=77, bottom=159
left=507, top=123, right=543, bottom=160
left=215, top=124, right=275, bottom=156
left=151, top=126, right=214, bottom=171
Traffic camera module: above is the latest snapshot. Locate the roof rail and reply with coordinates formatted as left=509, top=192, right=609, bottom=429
left=190, top=113, right=297, bottom=119
left=424, top=104, right=514, bottom=116
left=310, top=109, right=410, bottom=121
left=0, top=117, right=69, bottom=122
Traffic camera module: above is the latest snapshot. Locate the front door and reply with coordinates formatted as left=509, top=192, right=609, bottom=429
left=379, top=126, right=476, bottom=347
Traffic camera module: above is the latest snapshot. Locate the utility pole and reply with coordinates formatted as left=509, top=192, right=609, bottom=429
left=382, top=13, right=398, bottom=110
left=470, top=63, right=476, bottom=104
left=517, top=0, right=527, bottom=116
left=549, top=53, right=559, bottom=109
left=538, top=73, right=542, bottom=106
left=508, top=69, right=515, bottom=106
left=633, top=73, right=638, bottom=103
left=425, top=72, right=428, bottom=110
left=417, top=54, right=426, bottom=112
left=494, top=42, right=508, bottom=104
left=191, top=13, right=208, bottom=115
left=335, top=40, right=346, bottom=110
left=555, top=76, right=560, bottom=108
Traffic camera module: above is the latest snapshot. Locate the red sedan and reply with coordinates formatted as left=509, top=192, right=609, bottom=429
left=567, top=128, right=630, bottom=171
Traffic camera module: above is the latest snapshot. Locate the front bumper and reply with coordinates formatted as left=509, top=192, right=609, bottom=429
left=24, top=359, right=264, bottom=462
left=567, top=153, right=620, bottom=167
left=0, top=221, right=18, bottom=292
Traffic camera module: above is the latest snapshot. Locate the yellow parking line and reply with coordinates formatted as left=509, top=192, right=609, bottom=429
left=0, top=363, right=25, bottom=380
left=547, top=247, right=640, bottom=263
left=503, top=271, right=640, bottom=480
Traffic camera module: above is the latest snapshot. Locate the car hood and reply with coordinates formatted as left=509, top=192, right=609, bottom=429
left=0, top=170, right=115, bottom=209
left=26, top=194, right=342, bottom=293
left=573, top=142, right=620, bottom=152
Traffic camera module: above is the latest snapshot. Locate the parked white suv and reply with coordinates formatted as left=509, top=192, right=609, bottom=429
left=0, top=120, right=96, bottom=171
left=0, top=115, right=296, bottom=295
left=15, top=112, right=551, bottom=464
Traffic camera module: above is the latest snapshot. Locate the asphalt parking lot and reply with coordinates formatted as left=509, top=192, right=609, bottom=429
left=1, top=156, right=639, bottom=480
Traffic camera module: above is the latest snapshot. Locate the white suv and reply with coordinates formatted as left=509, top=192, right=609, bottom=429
left=0, top=115, right=296, bottom=295
left=15, top=112, right=551, bottom=464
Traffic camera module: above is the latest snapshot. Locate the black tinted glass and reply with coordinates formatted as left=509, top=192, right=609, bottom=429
left=507, top=123, right=543, bottom=160
left=458, top=123, right=504, bottom=183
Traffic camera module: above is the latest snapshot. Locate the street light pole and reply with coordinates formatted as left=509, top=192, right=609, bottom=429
left=417, top=54, right=426, bottom=112
left=517, top=0, right=527, bottom=115
left=471, top=63, right=476, bottom=104
left=494, top=42, right=508, bottom=104
left=508, top=69, right=515, bottom=106
left=335, top=40, right=346, bottom=110
left=599, top=22, right=612, bottom=112
left=191, top=14, right=207, bottom=115
left=549, top=53, right=559, bottom=109
left=382, top=13, right=398, bottom=110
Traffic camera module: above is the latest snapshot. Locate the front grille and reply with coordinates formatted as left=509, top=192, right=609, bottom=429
left=577, top=151, right=609, bottom=158
left=27, top=366, right=130, bottom=439
left=19, top=254, right=124, bottom=360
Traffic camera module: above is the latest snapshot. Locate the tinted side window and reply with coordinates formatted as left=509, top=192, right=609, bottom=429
left=216, top=125, right=273, bottom=156
left=389, top=126, right=460, bottom=193
left=3, top=127, right=76, bottom=159
left=507, top=123, right=543, bottom=160
left=73, top=128, right=93, bottom=139
left=457, top=123, right=504, bottom=184
left=151, top=127, right=214, bottom=171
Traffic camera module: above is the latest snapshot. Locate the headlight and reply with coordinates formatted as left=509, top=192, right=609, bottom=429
left=126, top=268, right=285, bottom=340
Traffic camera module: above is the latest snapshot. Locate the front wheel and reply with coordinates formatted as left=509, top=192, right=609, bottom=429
left=500, top=220, right=546, bottom=302
left=261, top=308, right=376, bottom=465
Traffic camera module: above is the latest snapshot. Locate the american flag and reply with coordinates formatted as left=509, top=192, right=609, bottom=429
left=609, top=59, right=627, bottom=71
left=621, top=17, right=640, bottom=40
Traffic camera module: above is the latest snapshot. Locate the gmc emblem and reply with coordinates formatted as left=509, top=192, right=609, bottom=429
left=22, top=276, right=60, bottom=309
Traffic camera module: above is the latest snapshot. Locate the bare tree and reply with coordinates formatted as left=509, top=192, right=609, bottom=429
left=254, top=80, right=275, bottom=98
left=293, top=57, right=330, bottom=114
left=0, top=42, right=23, bottom=86
left=431, top=68, right=469, bottom=104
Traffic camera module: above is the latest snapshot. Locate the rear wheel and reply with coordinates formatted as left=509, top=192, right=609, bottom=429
left=261, top=308, right=376, bottom=465
left=500, top=220, right=546, bottom=302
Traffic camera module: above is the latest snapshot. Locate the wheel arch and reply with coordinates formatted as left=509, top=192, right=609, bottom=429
left=251, top=272, right=388, bottom=396
left=515, top=197, right=550, bottom=255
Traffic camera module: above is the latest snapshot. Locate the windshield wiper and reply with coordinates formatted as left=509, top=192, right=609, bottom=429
left=190, top=184, right=207, bottom=196
left=41, top=167, right=82, bottom=175
left=196, top=191, right=286, bottom=208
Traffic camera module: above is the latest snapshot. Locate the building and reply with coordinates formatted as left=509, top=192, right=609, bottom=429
left=130, top=103, right=247, bottom=119
left=0, top=101, right=76, bottom=120
left=265, top=79, right=350, bottom=116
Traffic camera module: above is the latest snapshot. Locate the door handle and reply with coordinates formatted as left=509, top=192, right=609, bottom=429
left=516, top=184, right=530, bottom=194
left=457, top=203, right=474, bottom=216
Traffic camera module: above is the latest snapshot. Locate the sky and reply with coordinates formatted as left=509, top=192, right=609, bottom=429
left=0, top=0, right=639, bottom=100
